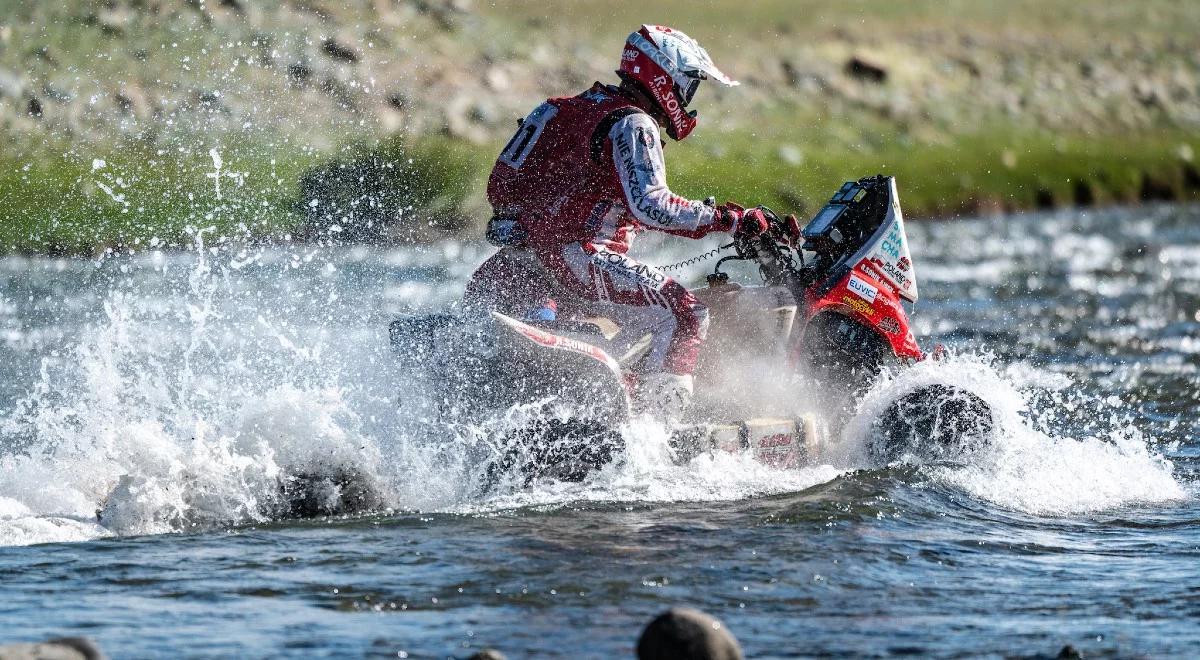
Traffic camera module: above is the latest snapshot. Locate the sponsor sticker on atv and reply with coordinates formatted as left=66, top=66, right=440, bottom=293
left=841, top=295, right=875, bottom=317
left=517, top=325, right=611, bottom=363
left=859, top=179, right=918, bottom=302
left=493, top=312, right=621, bottom=372
left=746, top=421, right=800, bottom=469
left=847, top=274, right=878, bottom=303
left=875, top=256, right=911, bottom=290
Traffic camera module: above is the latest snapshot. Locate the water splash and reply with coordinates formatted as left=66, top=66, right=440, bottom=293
left=0, top=257, right=843, bottom=547
left=2, top=282, right=1187, bottom=546
left=0, top=234, right=1191, bottom=546
left=842, top=352, right=1187, bottom=515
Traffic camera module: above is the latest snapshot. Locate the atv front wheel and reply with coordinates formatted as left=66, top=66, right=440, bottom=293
left=872, top=384, right=994, bottom=461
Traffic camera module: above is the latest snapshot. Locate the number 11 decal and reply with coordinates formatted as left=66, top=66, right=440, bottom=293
left=498, top=102, right=558, bottom=170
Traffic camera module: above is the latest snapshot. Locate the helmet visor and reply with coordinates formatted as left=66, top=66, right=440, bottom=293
left=678, top=72, right=704, bottom=107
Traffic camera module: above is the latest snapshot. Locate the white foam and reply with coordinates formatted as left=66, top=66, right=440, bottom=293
left=0, top=496, right=108, bottom=547
left=844, top=352, right=1187, bottom=515
left=470, top=415, right=844, bottom=513
left=0, top=315, right=844, bottom=547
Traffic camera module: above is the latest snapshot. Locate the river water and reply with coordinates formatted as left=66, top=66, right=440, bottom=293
left=1, top=204, right=1197, bottom=657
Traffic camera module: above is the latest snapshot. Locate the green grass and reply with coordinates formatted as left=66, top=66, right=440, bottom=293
left=0, top=141, right=317, bottom=254
left=0, top=134, right=496, bottom=254
left=667, top=122, right=1200, bottom=218
left=5, top=123, right=1193, bottom=255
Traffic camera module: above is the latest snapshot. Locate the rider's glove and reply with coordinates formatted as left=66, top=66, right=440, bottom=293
left=783, top=213, right=803, bottom=246
left=715, top=203, right=768, bottom=238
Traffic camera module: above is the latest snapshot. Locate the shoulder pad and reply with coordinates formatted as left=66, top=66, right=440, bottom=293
left=590, top=107, right=648, bottom=163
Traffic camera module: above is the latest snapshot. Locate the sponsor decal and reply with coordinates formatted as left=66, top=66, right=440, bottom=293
left=879, top=259, right=910, bottom=288
left=514, top=324, right=558, bottom=348
left=753, top=431, right=798, bottom=468
left=859, top=260, right=885, bottom=282
left=879, top=220, right=904, bottom=260
left=662, top=88, right=684, bottom=118
left=628, top=31, right=690, bottom=88
left=847, top=274, right=878, bottom=303
left=515, top=324, right=614, bottom=366
left=865, top=208, right=918, bottom=302
left=650, top=75, right=688, bottom=129
left=757, top=433, right=793, bottom=448
left=621, top=47, right=638, bottom=62
left=584, top=201, right=612, bottom=233
left=841, top=294, right=875, bottom=317
left=593, top=247, right=669, bottom=290
left=613, top=128, right=682, bottom=228
left=877, top=316, right=901, bottom=334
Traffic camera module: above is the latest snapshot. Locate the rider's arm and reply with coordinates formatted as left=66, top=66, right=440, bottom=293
left=609, top=113, right=724, bottom=238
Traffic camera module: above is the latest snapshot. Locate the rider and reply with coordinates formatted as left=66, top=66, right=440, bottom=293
left=467, top=24, right=768, bottom=418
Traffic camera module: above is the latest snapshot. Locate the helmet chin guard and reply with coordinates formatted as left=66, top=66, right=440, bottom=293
left=618, top=25, right=738, bottom=140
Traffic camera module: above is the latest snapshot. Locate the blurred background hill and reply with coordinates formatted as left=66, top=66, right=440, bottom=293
left=1, top=0, right=1198, bottom=253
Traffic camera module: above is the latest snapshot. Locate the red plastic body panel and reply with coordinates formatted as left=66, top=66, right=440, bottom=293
left=803, top=259, right=924, bottom=360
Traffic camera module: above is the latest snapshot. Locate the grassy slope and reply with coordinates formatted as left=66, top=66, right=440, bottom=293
left=0, top=0, right=1197, bottom=253
left=488, top=0, right=1200, bottom=213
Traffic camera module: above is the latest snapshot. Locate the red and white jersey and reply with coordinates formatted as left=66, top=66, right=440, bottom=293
left=487, top=83, right=723, bottom=253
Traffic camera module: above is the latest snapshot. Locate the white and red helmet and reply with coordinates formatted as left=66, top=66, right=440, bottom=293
left=618, top=25, right=739, bottom=140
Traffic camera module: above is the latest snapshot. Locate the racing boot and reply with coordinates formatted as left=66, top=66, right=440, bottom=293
left=637, top=372, right=695, bottom=427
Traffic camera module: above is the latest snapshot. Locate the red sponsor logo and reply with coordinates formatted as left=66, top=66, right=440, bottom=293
left=516, top=324, right=556, bottom=347
left=516, top=325, right=610, bottom=364
left=757, top=433, right=793, bottom=448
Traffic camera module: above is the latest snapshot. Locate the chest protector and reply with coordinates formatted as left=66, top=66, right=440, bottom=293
left=487, top=84, right=646, bottom=249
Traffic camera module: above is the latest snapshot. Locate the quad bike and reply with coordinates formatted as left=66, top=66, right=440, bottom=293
left=390, top=176, right=993, bottom=483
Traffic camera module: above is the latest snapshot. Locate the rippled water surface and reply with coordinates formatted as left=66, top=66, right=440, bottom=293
left=1, top=205, right=1197, bottom=657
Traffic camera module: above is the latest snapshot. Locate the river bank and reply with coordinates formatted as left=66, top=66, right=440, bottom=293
left=2, top=0, right=1198, bottom=254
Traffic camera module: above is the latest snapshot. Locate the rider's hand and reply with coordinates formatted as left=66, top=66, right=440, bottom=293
left=713, top=202, right=743, bottom=233
left=783, top=213, right=803, bottom=246
left=716, top=203, right=768, bottom=238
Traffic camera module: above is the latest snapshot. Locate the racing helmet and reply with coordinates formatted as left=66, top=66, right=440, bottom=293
left=617, top=24, right=739, bottom=140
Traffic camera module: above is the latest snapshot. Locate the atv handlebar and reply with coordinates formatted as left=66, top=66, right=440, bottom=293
left=726, top=207, right=808, bottom=285
left=705, top=206, right=822, bottom=305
